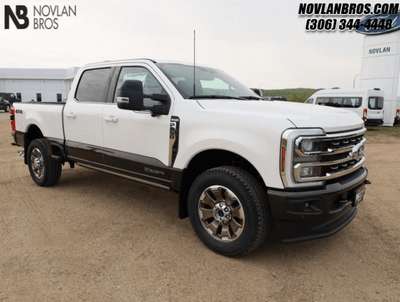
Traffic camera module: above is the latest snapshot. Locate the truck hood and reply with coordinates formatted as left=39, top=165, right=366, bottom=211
left=196, top=99, right=364, bottom=133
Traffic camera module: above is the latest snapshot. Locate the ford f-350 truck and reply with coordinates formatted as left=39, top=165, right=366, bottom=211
left=11, top=59, right=368, bottom=256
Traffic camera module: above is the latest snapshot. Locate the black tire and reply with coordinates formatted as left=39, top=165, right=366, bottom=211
left=27, top=138, right=62, bottom=187
left=188, top=166, right=269, bottom=256
left=5, top=105, right=10, bottom=112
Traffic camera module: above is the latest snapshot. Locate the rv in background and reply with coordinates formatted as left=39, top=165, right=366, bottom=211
left=305, top=88, right=385, bottom=126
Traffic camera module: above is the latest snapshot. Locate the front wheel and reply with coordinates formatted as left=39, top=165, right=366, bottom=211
left=5, top=105, right=10, bottom=112
left=188, top=166, right=269, bottom=256
left=27, top=139, right=62, bottom=186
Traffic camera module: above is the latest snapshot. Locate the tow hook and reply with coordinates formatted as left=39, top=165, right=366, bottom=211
left=365, top=179, right=371, bottom=185
left=18, top=150, right=25, bottom=157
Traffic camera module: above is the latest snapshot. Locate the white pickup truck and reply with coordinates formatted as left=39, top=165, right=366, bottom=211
left=11, top=59, right=368, bottom=256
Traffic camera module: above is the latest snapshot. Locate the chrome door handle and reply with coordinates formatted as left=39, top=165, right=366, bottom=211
left=104, top=117, right=118, bottom=123
left=65, top=112, right=76, bottom=119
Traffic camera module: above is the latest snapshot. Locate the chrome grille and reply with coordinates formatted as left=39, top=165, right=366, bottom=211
left=293, top=129, right=366, bottom=183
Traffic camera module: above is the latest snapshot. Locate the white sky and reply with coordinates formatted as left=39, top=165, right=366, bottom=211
left=0, top=0, right=387, bottom=89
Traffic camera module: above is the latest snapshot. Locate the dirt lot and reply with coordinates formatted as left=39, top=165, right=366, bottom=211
left=0, top=112, right=399, bottom=301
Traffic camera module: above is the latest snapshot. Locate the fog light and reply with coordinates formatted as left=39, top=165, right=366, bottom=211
left=300, top=166, right=321, bottom=178
left=300, top=167, right=313, bottom=177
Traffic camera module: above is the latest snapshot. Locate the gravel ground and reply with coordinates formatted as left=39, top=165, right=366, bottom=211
left=0, top=111, right=399, bottom=301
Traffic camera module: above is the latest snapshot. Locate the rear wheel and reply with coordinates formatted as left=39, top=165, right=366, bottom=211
left=188, top=166, right=269, bottom=256
left=5, top=105, right=10, bottom=112
left=27, top=139, right=62, bottom=186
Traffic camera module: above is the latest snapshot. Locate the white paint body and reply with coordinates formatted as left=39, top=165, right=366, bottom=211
left=14, top=60, right=364, bottom=190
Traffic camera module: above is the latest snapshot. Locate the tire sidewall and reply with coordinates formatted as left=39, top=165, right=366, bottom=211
left=188, top=168, right=265, bottom=256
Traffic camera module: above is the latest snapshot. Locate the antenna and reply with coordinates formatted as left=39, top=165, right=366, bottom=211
left=193, top=30, right=196, bottom=98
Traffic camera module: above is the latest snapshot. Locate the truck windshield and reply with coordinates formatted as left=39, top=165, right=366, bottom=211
left=156, top=63, right=260, bottom=100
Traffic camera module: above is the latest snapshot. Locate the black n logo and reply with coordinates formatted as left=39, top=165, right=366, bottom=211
left=4, top=5, right=29, bottom=29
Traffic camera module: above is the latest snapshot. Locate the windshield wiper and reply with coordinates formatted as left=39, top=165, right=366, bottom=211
left=239, top=96, right=262, bottom=100
left=189, top=95, right=245, bottom=100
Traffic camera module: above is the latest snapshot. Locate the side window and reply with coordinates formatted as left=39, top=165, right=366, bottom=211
left=316, top=97, right=330, bottom=105
left=75, top=68, right=112, bottom=103
left=343, top=97, right=362, bottom=108
left=305, top=98, right=313, bottom=104
left=331, top=97, right=343, bottom=107
left=115, top=67, right=168, bottom=107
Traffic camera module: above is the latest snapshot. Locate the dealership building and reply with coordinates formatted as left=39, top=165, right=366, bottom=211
left=357, top=10, right=400, bottom=126
left=0, top=67, right=79, bottom=102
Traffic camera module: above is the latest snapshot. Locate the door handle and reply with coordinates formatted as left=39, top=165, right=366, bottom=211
left=104, top=116, right=118, bottom=123
left=65, top=112, right=76, bottom=119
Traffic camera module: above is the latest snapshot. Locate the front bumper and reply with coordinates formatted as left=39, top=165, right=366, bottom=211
left=268, top=167, right=368, bottom=243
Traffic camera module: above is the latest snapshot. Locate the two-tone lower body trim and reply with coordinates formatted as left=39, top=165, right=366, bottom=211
left=65, top=141, right=183, bottom=192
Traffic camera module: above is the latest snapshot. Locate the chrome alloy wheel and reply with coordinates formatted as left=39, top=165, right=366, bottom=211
left=198, top=185, right=245, bottom=242
left=30, top=147, right=45, bottom=180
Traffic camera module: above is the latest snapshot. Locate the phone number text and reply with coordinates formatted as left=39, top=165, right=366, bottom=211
left=305, top=18, right=393, bottom=31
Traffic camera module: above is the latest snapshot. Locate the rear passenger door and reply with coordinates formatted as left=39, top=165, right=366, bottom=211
left=64, top=67, right=114, bottom=166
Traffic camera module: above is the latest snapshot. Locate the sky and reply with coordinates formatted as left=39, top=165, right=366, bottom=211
left=0, top=0, right=388, bottom=89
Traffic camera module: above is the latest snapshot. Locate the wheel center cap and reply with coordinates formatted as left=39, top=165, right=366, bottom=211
left=213, top=202, right=232, bottom=224
left=35, top=158, right=42, bottom=168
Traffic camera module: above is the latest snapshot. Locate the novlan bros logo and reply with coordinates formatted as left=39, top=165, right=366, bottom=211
left=4, top=5, right=29, bottom=29
left=4, top=5, right=77, bottom=30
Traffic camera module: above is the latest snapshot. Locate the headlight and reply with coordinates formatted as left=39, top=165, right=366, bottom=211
left=300, top=139, right=313, bottom=152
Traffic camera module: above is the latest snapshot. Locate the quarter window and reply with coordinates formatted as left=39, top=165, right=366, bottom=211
left=75, top=68, right=112, bottom=103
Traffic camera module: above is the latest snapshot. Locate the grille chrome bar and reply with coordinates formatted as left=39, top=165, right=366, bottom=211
left=292, top=128, right=366, bottom=184
left=294, top=157, right=365, bottom=182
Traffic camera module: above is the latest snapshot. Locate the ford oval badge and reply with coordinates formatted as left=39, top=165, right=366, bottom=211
left=356, top=12, right=400, bottom=35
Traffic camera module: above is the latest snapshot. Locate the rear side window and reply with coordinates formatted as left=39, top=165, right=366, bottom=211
left=342, top=97, right=361, bottom=108
left=316, top=97, right=362, bottom=108
left=75, top=68, right=112, bottom=103
left=316, top=97, right=330, bottom=105
left=368, top=97, right=384, bottom=110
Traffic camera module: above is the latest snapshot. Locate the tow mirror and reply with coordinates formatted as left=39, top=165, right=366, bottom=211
left=117, top=80, right=144, bottom=111
left=117, top=79, right=170, bottom=117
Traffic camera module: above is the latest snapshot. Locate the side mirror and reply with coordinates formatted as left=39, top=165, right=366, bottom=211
left=253, top=89, right=262, bottom=97
left=116, top=79, right=171, bottom=117
left=117, top=80, right=144, bottom=111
